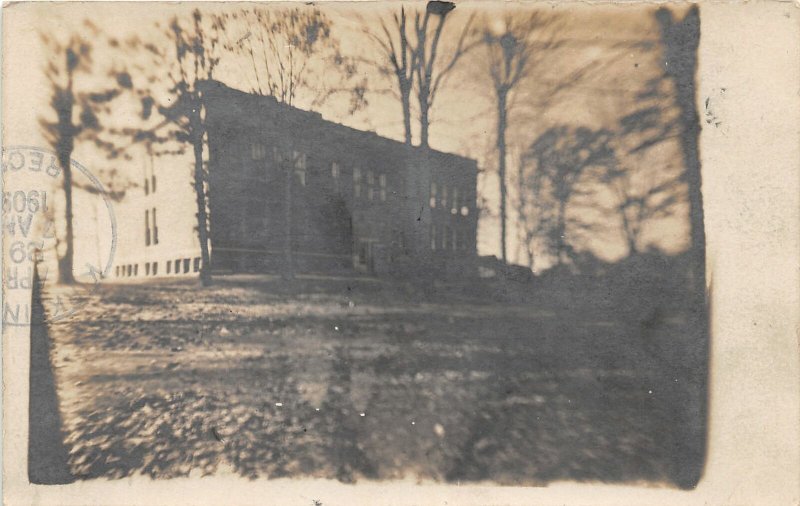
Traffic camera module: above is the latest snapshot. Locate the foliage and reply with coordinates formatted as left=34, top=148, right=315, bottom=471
left=218, top=6, right=366, bottom=113
left=38, top=20, right=130, bottom=283
left=114, top=9, right=224, bottom=286
left=523, top=126, right=616, bottom=265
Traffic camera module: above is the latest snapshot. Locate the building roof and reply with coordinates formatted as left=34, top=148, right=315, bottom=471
left=198, top=80, right=476, bottom=169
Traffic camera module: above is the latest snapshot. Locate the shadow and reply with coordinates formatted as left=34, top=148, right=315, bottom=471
left=48, top=259, right=703, bottom=485
left=504, top=6, right=707, bottom=488
left=655, top=6, right=706, bottom=489
left=28, top=269, right=74, bottom=484
left=319, top=346, right=378, bottom=483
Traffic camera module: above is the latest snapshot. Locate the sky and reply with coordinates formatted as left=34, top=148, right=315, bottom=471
left=3, top=1, right=692, bottom=270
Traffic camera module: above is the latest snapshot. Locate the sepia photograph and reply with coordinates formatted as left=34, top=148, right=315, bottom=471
left=2, top=1, right=795, bottom=503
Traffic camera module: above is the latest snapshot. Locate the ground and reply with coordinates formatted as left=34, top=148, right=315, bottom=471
left=33, top=274, right=705, bottom=487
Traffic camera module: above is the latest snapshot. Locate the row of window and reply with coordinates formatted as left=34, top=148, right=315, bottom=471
left=115, top=257, right=202, bottom=278
left=431, top=224, right=470, bottom=252
left=251, top=144, right=307, bottom=186
left=252, top=143, right=392, bottom=202
left=430, top=182, right=470, bottom=216
left=250, top=143, right=473, bottom=215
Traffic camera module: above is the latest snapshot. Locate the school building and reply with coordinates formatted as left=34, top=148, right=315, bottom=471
left=108, top=80, right=478, bottom=280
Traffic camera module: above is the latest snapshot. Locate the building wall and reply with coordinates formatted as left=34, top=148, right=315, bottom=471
left=108, top=145, right=203, bottom=281
left=202, top=81, right=478, bottom=277
left=427, top=150, right=479, bottom=277
left=104, top=81, right=479, bottom=281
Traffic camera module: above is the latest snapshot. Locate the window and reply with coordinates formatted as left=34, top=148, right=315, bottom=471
left=193, top=257, right=201, bottom=272
left=174, top=259, right=181, bottom=274
left=367, top=171, right=375, bottom=201
left=357, top=241, right=368, bottom=266
left=353, top=167, right=362, bottom=197
left=331, top=162, right=341, bottom=191
left=379, top=174, right=387, bottom=201
left=451, top=188, right=459, bottom=215
left=251, top=142, right=266, bottom=161
left=144, top=178, right=149, bottom=195
left=145, top=208, right=159, bottom=246
left=167, top=260, right=171, bottom=274
left=127, top=265, right=132, bottom=277
left=431, top=224, right=437, bottom=251
left=152, top=208, right=159, bottom=245
left=430, top=182, right=437, bottom=208
left=145, top=262, right=151, bottom=276
left=133, top=264, right=138, bottom=276
left=151, top=174, right=157, bottom=194
left=293, top=151, right=307, bottom=186
left=115, top=266, right=120, bottom=277
left=152, top=262, right=159, bottom=276
left=145, top=210, right=151, bottom=246
left=183, top=258, right=190, bottom=274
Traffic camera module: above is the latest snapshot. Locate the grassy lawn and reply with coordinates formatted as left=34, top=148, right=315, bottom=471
left=37, top=274, right=704, bottom=486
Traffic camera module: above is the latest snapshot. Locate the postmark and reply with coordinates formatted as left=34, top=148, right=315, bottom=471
left=2, top=145, right=117, bottom=325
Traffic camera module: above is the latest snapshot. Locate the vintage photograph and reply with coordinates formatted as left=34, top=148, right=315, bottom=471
left=4, top=0, right=708, bottom=491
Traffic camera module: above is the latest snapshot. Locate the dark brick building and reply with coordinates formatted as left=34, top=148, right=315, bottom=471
left=201, top=81, right=478, bottom=277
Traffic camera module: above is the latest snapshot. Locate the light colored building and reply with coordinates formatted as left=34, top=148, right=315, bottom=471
left=107, top=146, right=204, bottom=281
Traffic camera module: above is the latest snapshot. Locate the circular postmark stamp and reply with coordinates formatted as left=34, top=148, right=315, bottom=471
left=2, top=145, right=117, bottom=325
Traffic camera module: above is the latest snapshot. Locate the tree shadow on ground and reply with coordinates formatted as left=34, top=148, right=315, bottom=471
left=29, top=276, right=74, bottom=484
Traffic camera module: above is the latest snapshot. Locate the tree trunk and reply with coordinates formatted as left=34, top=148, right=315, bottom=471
left=656, top=7, right=706, bottom=490
left=191, top=129, right=212, bottom=287
left=619, top=205, right=638, bottom=257
left=515, top=155, right=534, bottom=269
left=283, top=159, right=295, bottom=280
left=57, top=159, right=75, bottom=284
left=401, top=86, right=412, bottom=146
left=496, top=90, right=508, bottom=263
left=419, top=89, right=430, bottom=148
left=556, top=199, right=567, bottom=266
left=658, top=6, right=704, bottom=297
left=57, top=67, right=76, bottom=285
left=674, top=33, right=705, bottom=300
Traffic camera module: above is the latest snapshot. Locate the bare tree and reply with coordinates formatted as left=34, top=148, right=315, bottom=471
left=512, top=150, right=536, bottom=269
left=524, top=126, right=615, bottom=267
left=120, top=10, right=222, bottom=286
left=603, top=162, right=682, bottom=256
left=603, top=104, right=684, bottom=256
left=361, top=7, right=417, bottom=145
left=655, top=6, right=704, bottom=298
left=413, top=2, right=477, bottom=148
left=363, top=2, right=476, bottom=147
left=39, top=20, right=127, bottom=284
left=480, top=11, right=561, bottom=264
left=220, top=6, right=364, bottom=110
